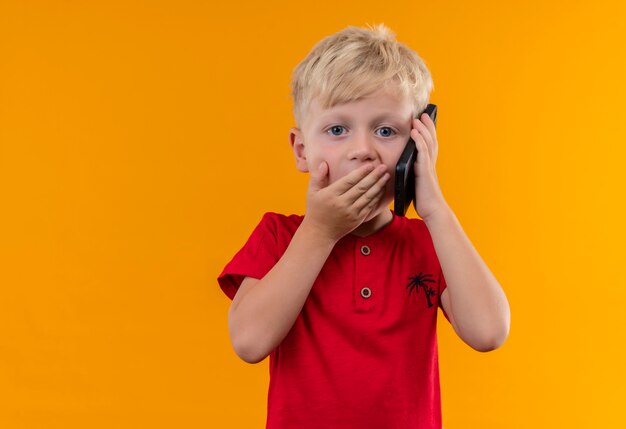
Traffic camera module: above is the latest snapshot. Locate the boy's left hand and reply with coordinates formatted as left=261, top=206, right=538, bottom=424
left=411, top=113, right=448, bottom=221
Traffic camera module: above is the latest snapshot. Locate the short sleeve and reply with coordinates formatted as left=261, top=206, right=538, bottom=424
left=217, top=213, right=282, bottom=301
left=437, top=264, right=451, bottom=323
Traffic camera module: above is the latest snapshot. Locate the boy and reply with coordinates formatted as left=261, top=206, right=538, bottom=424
left=218, top=24, right=510, bottom=429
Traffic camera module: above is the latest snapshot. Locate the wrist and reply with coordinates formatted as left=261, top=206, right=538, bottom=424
left=298, top=218, right=340, bottom=249
left=422, top=201, right=454, bottom=227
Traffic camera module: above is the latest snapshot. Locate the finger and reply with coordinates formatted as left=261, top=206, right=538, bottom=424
left=413, top=117, right=434, bottom=152
left=357, top=179, right=388, bottom=220
left=358, top=192, right=384, bottom=221
left=341, top=164, right=387, bottom=203
left=331, top=163, right=377, bottom=195
left=415, top=116, right=438, bottom=163
left=411, top=128, right=431, bottom=162
left=309, top=161, right=329, bottom=191
left=411, top=129, right=431, bottom=173
left=363, top=190, right=384, bottom=215
left=420, top=112, right=437, bottom=135
left=352, top=171, right=390, bottom=212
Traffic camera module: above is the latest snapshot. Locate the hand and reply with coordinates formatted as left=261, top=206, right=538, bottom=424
left=302, top=161, right=390, bottom=243
left=411, top=113, right=449, bottom=221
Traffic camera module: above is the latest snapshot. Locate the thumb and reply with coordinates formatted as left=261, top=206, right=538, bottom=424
left=310, top=161, right=329, bottom=191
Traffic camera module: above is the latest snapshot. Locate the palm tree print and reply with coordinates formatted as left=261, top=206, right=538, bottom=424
left=406, top=272, right=437, bottom=308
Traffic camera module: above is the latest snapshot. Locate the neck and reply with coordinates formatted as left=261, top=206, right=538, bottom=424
left=350, top=208, right=394, bottom=237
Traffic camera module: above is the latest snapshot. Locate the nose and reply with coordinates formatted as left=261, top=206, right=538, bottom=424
left=347, top=131, right=377, bottom=163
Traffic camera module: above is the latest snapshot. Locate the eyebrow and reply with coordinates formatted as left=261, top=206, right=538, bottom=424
left=319, top=113, right=406, bottom=125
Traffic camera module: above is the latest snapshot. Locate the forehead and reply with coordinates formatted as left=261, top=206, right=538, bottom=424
left=307, top=87, right=414, bottom=125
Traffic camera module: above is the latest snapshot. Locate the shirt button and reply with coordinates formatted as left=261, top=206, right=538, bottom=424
left=360, top=287, right=372, bottom=299
left=360, top=245, right=371, bottom=256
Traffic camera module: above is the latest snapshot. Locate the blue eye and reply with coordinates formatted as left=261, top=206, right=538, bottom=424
left=377, top=127, right=396, bottom=137
left=326, top=126, right=396, bottom=137
left=328, top=126, right=345, bottom=136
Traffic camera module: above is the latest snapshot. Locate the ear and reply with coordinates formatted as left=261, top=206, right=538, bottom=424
left=289, top=127, right=309, bottom=173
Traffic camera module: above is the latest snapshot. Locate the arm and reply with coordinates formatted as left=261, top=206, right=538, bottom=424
left=228, top=222, right=336, bottom=363
left=228, top=161, right=390, bottom=363
left=410, top=113, right=510, bottom=352
left=425, top=204, right=510, bottom=352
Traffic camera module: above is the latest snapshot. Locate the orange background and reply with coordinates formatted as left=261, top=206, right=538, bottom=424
left=1, top=1, right=625, bottom=427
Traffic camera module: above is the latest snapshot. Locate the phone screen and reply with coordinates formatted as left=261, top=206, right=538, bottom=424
left=393, top=104, right=438, bottom=216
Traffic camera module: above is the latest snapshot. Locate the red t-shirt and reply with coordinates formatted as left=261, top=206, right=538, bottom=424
left=218, top=210, right=449, bottom=429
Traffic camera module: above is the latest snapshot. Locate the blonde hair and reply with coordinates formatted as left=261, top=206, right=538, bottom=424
left=290, top=23, right=434, bottom=128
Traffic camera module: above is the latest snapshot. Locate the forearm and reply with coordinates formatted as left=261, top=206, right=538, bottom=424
left=228, top=220, right=336, bottom=362
left=424, top=205, right=510, bottom=351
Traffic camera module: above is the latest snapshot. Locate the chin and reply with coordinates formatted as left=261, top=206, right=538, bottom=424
left=364, top=196, right=393, bottom=222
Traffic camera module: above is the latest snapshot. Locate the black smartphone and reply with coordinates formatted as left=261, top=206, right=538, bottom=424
left=394, top=104, right=438, bottom=216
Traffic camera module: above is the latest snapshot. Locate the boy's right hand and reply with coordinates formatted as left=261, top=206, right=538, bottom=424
left=302, top=161, right=390, bottom=243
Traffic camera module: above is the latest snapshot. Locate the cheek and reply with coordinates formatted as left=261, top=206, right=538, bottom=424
left=306, top=156, right=336, bottom=184
left=307, top=148, right=342, bottom=183
left=384, top=158, right=400, bottom=196
left=384, top=176, right=395, bottom=198
left=327, top=164, right=343, bottom=185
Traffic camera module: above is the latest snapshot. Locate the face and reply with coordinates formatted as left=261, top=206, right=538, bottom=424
left=289, top=86, right=415, bottom=210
